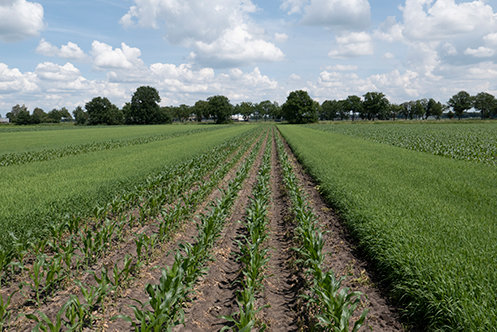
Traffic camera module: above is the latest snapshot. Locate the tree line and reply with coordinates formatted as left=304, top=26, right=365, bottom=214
left=4, top=87, right=496, bottom=126
left=283, top=90, right=497, bottom=124
left=4, top=86, right=282, bottom=126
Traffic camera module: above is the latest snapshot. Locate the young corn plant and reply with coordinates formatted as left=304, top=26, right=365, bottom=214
left=112, top=263, right=187, bottom=332
left=0, top=289, right=17, bottom=331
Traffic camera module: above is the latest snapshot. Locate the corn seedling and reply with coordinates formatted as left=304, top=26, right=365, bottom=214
left=0, top=289, right=17, bottom=331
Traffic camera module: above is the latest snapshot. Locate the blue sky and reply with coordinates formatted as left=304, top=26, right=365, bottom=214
left=1, top=0, right=497, bottom=114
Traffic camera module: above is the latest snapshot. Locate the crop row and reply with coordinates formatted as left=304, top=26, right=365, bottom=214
left=221, top=132, right=273, bottom=331
left=0, top=128, right=264, bottom=330
left=112, top=128, right=266, bottom=331
left=0, top=126, right=224, bottom=167
left=305, top=123, right=497, bottom=166
left=275, top=131, right=368, bottom=331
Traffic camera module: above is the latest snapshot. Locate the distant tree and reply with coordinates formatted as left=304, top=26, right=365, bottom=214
left=413, top=100, right=425, bottom=120
left=321, top=100, right=338, bottom=120
left=363, top=92, right=389, bottom=121
left=343, top=95, right=363, bottom=121
left=159, top=106, right=173, bottom=124
left=7, top=104, right=27, bottom=123
left=45, top=109, right=62, bottom=123
left=401, top=101, right=413, bottom=120
left=428, top=100, right=443, bottom=120
left=272, top=102, right=282, bottom=120
left=281, top=90, right=319, bottom=124
left=86, top=97, right=123, bottom=125
left=448, top=91, right=473, bottom=120
left=447, top=110, right=455, bottom=119
left=126, top=86, right=162, bottom=124
left=73, top=106, right=88, bottom=125
left=238, top=102, right=254, bottom=121
left=176, top=104, right=192, bottom=122
left=207, top=95, right=233, bottom=124
left=193, top=100, right=209, bottom=122
left=336, top=100, right=348, bottom=120
left=32, top=107, right=46, bottom=124
left=16, top=108, right=31, bottom=125
left=473, top=92, right=497, bottom=120
left=59, top=107, right=72, bottom=122
left=255, top=100, right=275, bottom=121
left=389, top=104, right=403, bottom=121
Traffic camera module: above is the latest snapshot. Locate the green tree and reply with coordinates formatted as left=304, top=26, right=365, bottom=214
left=32, top=107, right=46, bottom=124
left=363, top=92, right=389, bottom=121
left=448, top=91, right=473, bottom=120
left=425, top=99, right=443, bottom=120
left=389, top=103, right=403, bottom=121
left=85, top=97, right=123, bottom=125
left=16, top=108, right=31, bottom=125
left=401, top=101, right=414, bottom=120
left=257, top=100, right=277, bottom=121
left=73, top=106, right=88, bottom=125
left=413, top=100, right=425, bottom=120
left=193, top=100, right=209, bottom=122
left=46, top=109, right=62, bottom=123
left=59, top=107, right=73, bottom=122
left=175, top=104, right=192, bottom=122
left=207, top=95, right=233, bottom=124
left=473, top=92, right=496, bottom=120
left=238, top=102, right=254, bottom=121
left=6, top=104, right=27, bottom=123
left=343, top=95, right=363, bottom=121
left=159, top=106, right=173, bottom=124
left=281, top=90, right=319, bottom=124
left=320, top=100, right=338, bottom=120
left=126, top=86, right=162, bottom=124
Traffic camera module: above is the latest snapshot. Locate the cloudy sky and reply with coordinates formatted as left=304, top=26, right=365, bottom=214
left=1, top=0, right=497, bottom=114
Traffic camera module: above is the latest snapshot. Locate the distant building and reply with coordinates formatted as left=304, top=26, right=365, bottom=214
left=0, top=118, right=9, bottom=123
left=231, top=114, right=245, bottom=122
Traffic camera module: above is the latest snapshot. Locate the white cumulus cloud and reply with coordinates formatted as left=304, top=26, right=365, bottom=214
left=275, top=33, right=288, bottom=42
left=328, top=32, right=373, bottom=59
left=374, top=16, right=404, bottom=42
left=36, top=39, right=89, bottom=61
left=0, top=0, right=44, bottom=42
left=91, top=41, right=145, bottom=70
left=464, top=46, right=495, bottom=57
left=120, top=0, right=284, bottom=67
left=402, top=0, right=497, bottom=40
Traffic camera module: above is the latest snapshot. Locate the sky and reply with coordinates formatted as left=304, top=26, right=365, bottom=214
left=1, top=0, right=497, bottom=114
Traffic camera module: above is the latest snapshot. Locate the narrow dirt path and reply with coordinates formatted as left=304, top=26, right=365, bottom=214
left=259, top=131, right=301, bottom=332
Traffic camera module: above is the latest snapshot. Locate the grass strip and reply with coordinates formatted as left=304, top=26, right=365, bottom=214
left=304, top=122, right=497, bottom=166
left=278, top=124, right=497, bottom=331
left=0, top=126, right=226, bottom=167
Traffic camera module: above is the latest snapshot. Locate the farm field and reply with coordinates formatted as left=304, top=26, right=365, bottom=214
left=0, top=124, right=216, bottom=154
left=304, top=122, right=497, bottom=166
left=0, top=125, right=249, bottom=250
left=0, top=124, right=402, bottom=332
left=278, top=124, right=497, bottom=330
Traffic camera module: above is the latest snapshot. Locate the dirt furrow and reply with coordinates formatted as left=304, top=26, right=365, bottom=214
left=260, top=131, right=301, bottom=332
